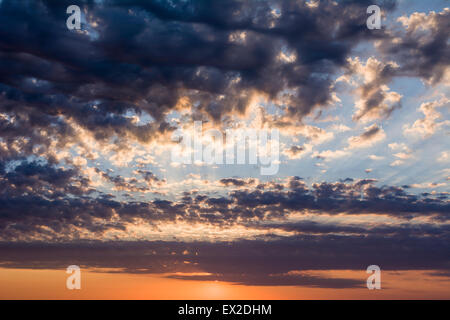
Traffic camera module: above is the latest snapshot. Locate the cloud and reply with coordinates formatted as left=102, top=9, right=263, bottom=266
left=342, top=57, right=402, bottom=122
left=0, top=0, right=396, bottom=158
left=219, top=178, right=255, bottom=187
left=369, top=154, right=384, bottom=161
left=312, top=149, right=349, bottom=161
left=283, top=145, right=309, bottom=159
left=390, top=159, right=404, bottom=167
left=410, top=182, right=446, bottom=189
left=1, top=173, right=449, bottom=241
left=377, top=8, right=450, bottom=85
left=312, top=124, right=386, bottom=161
left=96, top=168, right=165, bottom=193
left=329, top=124, right=351, bottom=133
left=403, top=98, right=450, bottom=139
left=388, top=142, right=410, bottom=152
left=0, top=234, right=448, bottom=288
left=0, top=160, right=92, bottom=198
left=388, top=142, right=413, bottom=166
left=438, top=151, right=450, bottom=163
left=347, top=124, right=386, bottom=149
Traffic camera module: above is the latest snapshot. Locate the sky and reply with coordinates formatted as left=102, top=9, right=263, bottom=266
left=0, top=0, right=449, bottom=299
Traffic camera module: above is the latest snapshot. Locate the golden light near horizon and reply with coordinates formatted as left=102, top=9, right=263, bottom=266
left=1, top=268, right=449, bottom=300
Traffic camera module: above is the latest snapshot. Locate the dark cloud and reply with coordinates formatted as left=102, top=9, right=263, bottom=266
left=288, top=145, right=305, bottom=154
left=168, top=272, right=363, bottom=288
left=0, top=1, right=446, bottom=165
left=360, top=124, right=381, bottom=139
left=347, top=123, right=385, bottom=149
left=0, top=0, right=396, bottom=158
left=425, top=271, right=450, bottom=278
left=283, top=145, right=306, bottom=159
left=377, top=7, right=450, bottom=84
left=0, top=234, right=448, bottom=287
left=219, top=177, right=255, bottom=187
left=260, top=220, right=450, bottom=237
left=0, top=160, right=91, bottom=198
left=347, top=58, right=401, bottom=122
left=229, top=178, right=449, bottom=219
left=95, top=168, right=165, bottom=192
left=0, top=175, right=448, bottom=241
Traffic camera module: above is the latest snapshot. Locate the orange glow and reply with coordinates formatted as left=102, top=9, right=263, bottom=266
left=0, top=268, right=449, bottom=300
